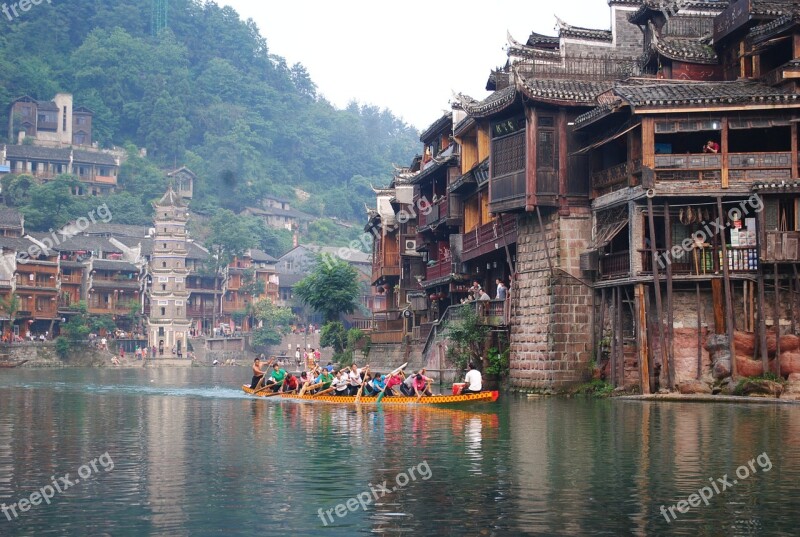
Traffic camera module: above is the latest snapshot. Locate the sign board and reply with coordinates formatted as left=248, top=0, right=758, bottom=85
left=714, top=0, right=751, bottom=43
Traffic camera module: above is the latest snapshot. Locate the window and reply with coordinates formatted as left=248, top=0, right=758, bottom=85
left=63, top=106, right=67, bottom=131
left=161, top=308, right=166, bottom=316
left=75, top=116, right=87, bottom=126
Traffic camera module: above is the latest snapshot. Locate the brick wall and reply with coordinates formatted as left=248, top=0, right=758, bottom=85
left=510, top=210, right=593, bottom=391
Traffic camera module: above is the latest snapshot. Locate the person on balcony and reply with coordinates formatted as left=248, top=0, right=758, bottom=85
left=495, top=279, right=507, bottom=300
left=703, top=140, right=720, bottom=154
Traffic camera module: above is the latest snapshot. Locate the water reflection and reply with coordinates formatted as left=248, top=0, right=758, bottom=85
left=0, top=369, right=799, bottom=536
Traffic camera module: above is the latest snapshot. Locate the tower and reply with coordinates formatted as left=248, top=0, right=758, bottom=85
left=152, top=0, right=168, bottom=36
left=148, top=187, right=191, bottom=357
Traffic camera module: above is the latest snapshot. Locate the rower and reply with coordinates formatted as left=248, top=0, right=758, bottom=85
left=281, top=372, right=299, bottom=393
left=250, top=358, right=267, bottom=389
left=462, top=362, right=482, bottom=394
left=412, top=373, right=432, bottom=398
left=266, top=363, right=287, bottom=392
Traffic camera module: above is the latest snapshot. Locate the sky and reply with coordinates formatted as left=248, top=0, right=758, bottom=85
left=221, top=0, right=612, bottom=130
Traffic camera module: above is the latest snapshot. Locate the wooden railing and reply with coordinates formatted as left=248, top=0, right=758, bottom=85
left=592, top=162, right=630, bottom=190
left=425, top=260, right=452, bottom=281
left=463, top=217, right=518, bottom=260
left=640, top=246, right=758, bottom=275
left=599, top=250, right=630, bottom=280
left=372, top=251, right=401, bottom=282
left=653, top=152, right=791, bottom=182
left=489, top=170, right=526, bottom=212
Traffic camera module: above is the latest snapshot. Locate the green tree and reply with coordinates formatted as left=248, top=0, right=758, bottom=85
left=320, top=321, right=347, bottom=354
left=445, top=306, right=491, bottom=371
left=294, top=255, right=360, bottom=323
left=250, top=299, right=294, bottom=348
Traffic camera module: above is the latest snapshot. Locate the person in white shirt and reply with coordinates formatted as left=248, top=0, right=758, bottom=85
left=463, top=362, right=482, bottom=394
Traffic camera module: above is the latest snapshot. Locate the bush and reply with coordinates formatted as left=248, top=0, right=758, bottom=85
left=55, top=337, right=70, bottom=359
left=575, top=379, right=614, bottom=397
left=485, top=347, right=510, bottom=376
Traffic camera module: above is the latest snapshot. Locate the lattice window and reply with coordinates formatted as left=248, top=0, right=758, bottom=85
left=491, top=131, right=525, bottom=177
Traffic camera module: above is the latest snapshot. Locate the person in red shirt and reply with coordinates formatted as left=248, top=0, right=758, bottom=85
left=383, top=372, right=404, bottom=396
left=281, top=373, right=299, bottom=393
left=412, top=373, right=432, bottom=398
left=703, top=140, right=720, bottom=153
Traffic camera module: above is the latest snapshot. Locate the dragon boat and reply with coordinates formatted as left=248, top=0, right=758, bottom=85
left=242, top=385, right=499, bottom=405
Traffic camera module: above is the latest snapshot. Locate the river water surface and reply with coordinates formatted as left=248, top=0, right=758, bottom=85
left=1, top=368, right=799, bottom=536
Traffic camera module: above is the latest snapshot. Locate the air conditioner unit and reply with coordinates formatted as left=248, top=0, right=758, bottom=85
left=580, top=250, right=599, bottom=272
left=405, top=240, right=417, bottom=253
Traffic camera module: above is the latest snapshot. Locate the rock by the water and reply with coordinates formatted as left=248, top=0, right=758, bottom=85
left=678, top=380, right=712, bottom=395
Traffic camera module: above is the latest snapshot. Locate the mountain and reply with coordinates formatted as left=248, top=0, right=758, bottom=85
left=0, top=0, right=419, bottom=236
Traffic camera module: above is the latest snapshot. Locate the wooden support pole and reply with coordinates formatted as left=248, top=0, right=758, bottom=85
left=636, top=284, right=651, bottom=394
left=775, top=263, right=782, bottom=377
left=712, top=279, right=725, bottom=333
left=758, top=265, right=769, bottom=374
left=721, top=118, right=729, bottom=189
left=598, top=287, right=607, bottom=368
left=617, top=285, right=625, bottom=388
left=644, top=289, right=657, bottom=390
left=536, top=206, right=554, bottom=275
left=717, top=196, right=737, bottom=379
left=610, top=287, right=618, bottom=387
left=792, top=122, right=799, bottom=180
left=646, top=197, right=671, bottom=388
left=696, top=282, right=703, bottom=380
left=664, top=201, right=675, bottom=382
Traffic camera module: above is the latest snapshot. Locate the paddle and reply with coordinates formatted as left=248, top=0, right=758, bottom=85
left=354, top=366, right=370, bottom=404
left=376, top=362, right=408, bottom=404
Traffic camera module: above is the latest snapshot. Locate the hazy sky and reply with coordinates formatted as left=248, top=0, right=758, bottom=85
left=221, top=0, right=612, bottom=130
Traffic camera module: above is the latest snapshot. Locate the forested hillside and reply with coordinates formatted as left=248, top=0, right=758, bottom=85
left=0, top=0, right=419, bottom=249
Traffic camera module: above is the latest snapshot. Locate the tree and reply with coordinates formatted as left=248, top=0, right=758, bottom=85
left=294, top=255, right=360, bottom=323
left=0, top=293, right=20, bottom=337
left=250, top=299, right=294, bottom=348
left=445, top=306, right=491, bottom=371
left=320, top=321, right=347, bottom=354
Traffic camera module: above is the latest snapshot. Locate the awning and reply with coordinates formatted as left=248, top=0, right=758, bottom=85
left=571, top=122, right=640, bottom=156
left=593, top=216, right=629, bottom=249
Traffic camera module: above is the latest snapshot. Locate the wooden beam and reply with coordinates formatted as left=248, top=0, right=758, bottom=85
left=712, top=279, right=725, bottom=333
left=758, top=264, right=769, bottom=374
left=664, top=201, right=675, bottom=385
left=637, top=283, right=651, bottom=394
left=617, top=285, right=625, bottom=388
left=644, top=289, right=657, bottom=390
left=794, top=33, right=800, bottom=60
left=775, top=263, right=782, bottom=378
left=721, top=118, right=729, bottom=189
left=610, top=287, right=618, bottom=386
left=558, top=110, right=569, bottom=215
left=525, top=107, right=537, bottom=210
left=646, top=196, right=670, bottom=388
left=792, top=122, right=798, bottom=179
left=642, top=117, right=655, bottom=170
left=717, top=196, right=737, bottom=379
left=696, top=282, right=703, bottom=380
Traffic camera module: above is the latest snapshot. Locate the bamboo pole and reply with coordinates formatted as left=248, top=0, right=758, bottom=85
left=716, top=196, right=737, bottom=380
left=646, top=197, right=670, bottom=388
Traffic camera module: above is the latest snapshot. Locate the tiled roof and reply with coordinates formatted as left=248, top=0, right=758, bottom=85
left=749, top=11, right=800, bottom=43
left=187, top=241, right=209, bottom=261
left=518, top=78, right=614, bottom=105
left=92, top=259, right=139, bottom=272
left=0, top=207, right=23, bottom=228
left=653, top=35, right=718, bottom=64
left=419, top=112, right=452, bottom=143
left=113, top=236, right=154, bottom=256
left=32, top=234, right=122, bottom=254
left=4, top=145, right=118, bottom=166
left=629, top=0, right=729, bottom=23
left=526, top=31, right=559, bottom=48
left=244, top=205, right=315, bottom=221
left=558, top=20, right=612, bottom=42
left=79, top=223, right=151, bottom=238
left=450, top=158, right=490, bottom=193
left=247, top=248, right=277, bottom=263
left=751, top=0, right=800, bottom=17
left=154, top=186, right=184, bottom=208
left=574, top=103, right=618, bottom=128
left=614, top=80, right=800, bottom=107
left=277, top=273, right=304, bottom=287
left=453, top=86, right=517, bottom=118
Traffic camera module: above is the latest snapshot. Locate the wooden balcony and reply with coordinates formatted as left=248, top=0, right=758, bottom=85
left=764, top=231, right=800, bottom=263
left=489, top=170, right=526, bottom=213
left=599, top=251, right=631, bottom=280
left=451, top=300, right=508, bottom=327
left=187, top=305, right=214, bottom=317
left=371, top=252, right=400, bottom=283
left=370, top=331, right=406, bottom=344
left=424, top=259, right=452, bottom=283
left=640, top=246, right=758, bottom=275
left=462, top=217, right=518, bottom=262
left=653, top=152, right=791, bottom=183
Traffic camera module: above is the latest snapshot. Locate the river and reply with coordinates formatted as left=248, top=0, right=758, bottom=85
left=0, top=368, right=798, bottom=536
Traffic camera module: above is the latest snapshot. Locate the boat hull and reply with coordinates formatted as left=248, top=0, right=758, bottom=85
left=242, top=385, right=499, bottom=405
